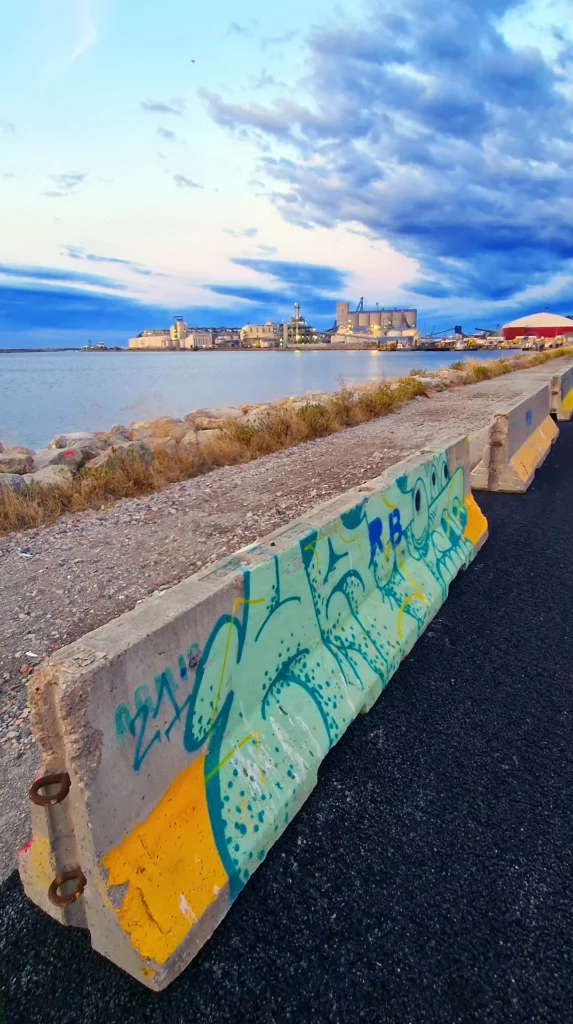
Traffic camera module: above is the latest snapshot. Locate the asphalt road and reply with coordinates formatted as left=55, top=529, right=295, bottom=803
left=1, top=424, right=573, bottom=1023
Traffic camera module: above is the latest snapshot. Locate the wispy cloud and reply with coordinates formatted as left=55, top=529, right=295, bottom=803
left=257, top=244, right=277, bottom=255
left=227, top=22, right=250, bottom=36
left=0, top=262, right=126, bottom=291
left=142, top=97, right=185, bottom=116
left=70, top=0, right=100, bottom=62
left=157, top=127, right=178, bottom=142
left=1, top=121, right=16, bottom=135
left=224, top=227, right=258, bottom=238
left=173, top=174, right=203, bottom=189
left=43, top=172, right=87, bottom=198
left=253, top=70, right=275, bottom=89
left=63, top=246, right=160, bottom=277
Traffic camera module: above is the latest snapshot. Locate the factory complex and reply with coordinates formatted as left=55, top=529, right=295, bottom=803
left=127, top=302, right=573, bottom=352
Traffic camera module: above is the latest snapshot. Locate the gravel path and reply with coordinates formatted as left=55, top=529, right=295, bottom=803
left=0, top=360, right=566, bottom=881
left=1, top=385, right=572, bottom=1023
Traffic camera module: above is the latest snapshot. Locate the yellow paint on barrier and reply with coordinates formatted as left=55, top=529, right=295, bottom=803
left=509, top=416, right=558, bottom=485
left=21, top=833, right=53, bottom=890
left=102, top=755, right=227, bottom=965
left=560, top=388, right=573, bottom=419
left=463, top=495, right=488, bottom=547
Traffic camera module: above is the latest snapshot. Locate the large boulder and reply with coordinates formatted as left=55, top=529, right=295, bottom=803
left=84, top=440, right=153, bottom=472
left=107, top=424, right=131, bottom=444
left=193, top=416, right=233, bottom=430
left=146, top=437, right=179, bottom=456
left=0, top=450, right=35, bottom=474
left=0, top=473, right=25, bottom=492
left=243, top=405, right=272, bottom=426
left=180, top=429, right=222, bottom=451
left=50, top=432, right=104, bottom=452
left=22, top=466, right=74, bottom=488
left=147, top=417, right=188, bottom=441
left=33, top=447, right=84, bottom=473
left=185, top=407, right=244, bottom=423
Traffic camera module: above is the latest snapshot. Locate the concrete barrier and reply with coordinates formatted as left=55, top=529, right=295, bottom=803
left=19, top=438, right=488, bottom=990
left=470, top=384, right=558, bottom=493
left=548, top=364, right=573, bottom=421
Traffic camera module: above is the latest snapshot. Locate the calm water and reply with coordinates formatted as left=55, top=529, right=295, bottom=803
left=0, top=349, right=510, bottom=449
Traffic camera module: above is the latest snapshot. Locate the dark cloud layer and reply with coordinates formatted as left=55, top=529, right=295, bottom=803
left=202, top=0, right=573, bottom=304
left=0, top=263, right=126, bottom=291
left=0, top=255, right=349, bottom=345
left=209, top=258, right=348, bottom=316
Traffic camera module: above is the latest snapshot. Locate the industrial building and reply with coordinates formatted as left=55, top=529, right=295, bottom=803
left=336, top=300, right=417, bottom=331
left=128, top=318, right=213, bottom=350
left=240, top=322, right=278, bottom=344
left=502, top=312, right=573, bottom=341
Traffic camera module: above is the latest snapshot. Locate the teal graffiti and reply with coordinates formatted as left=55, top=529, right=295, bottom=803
left=117, top=450, right=475, bottom=900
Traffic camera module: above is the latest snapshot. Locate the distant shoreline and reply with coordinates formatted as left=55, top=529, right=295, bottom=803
left=0, top=345, right=515, bottom=355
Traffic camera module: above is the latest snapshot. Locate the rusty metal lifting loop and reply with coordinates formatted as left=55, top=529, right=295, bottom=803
left=48, top=869, right=87, bottom=907
left=29, top=772, right=71, bottom=806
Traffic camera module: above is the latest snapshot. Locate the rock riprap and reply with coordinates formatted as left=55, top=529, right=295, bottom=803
left=0, top=367, right=498, bottom=494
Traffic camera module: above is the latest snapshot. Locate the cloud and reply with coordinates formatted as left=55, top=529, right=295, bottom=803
left=0, top=263, right=126, bottom=291
left=157, top=127, right=178, bottom=142
left=227, top=22, right=250, bottom=36
left=142, top=97, right=185, bottom=115
left=223, top=227, right=258, bottom=238
left=63, top=247, right=159, bottom=277
left=202, top=0, right=573, bottom=304
left=253, top=70, right=275, bottom=89
left=1, top=121, right=16, bottom=135
left=45, top=172, right=87, bottom=198
left=231, top=258, right=347, bottom=293
left=70, top=0, right=99, bottom=62
left=256, top=244, right=278, bottom=255
left=0, top=280, right=299, bottom=345
left=173, top=174, right=203, bottom=189
left=207, top=257, right=349, bottom=319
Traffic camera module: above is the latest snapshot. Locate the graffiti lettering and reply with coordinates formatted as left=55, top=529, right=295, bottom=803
left=112, top=450, right=477, bottom=900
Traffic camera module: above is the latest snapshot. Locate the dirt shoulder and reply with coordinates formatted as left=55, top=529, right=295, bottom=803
left=0, top=359, right=566, bottom=880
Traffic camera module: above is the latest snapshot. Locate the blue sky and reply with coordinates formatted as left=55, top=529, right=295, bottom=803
left=1, top=0, right=573, bottom=347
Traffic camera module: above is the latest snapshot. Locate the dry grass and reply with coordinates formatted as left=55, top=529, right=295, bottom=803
left=2, top=348, right=572, bottom=536
left=0, top=378, right=427, bottom=536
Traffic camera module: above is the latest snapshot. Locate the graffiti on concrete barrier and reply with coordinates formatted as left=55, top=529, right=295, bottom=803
left=104, top=448, right=484, bottom=963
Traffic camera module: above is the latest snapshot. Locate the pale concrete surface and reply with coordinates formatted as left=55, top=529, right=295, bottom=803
left=0, top=358, right=569, bottom=883
left=20, top=439, right=485, bottom=988
left=471, top=384, right=557, bottom=491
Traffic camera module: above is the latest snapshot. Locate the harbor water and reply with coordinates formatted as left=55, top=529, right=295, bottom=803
left=1, top=348, right=513, bottom=449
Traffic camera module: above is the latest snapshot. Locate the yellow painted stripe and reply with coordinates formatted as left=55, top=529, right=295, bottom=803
left=509, top=416, right=558, bottom=484
left=463, top=494, right=488, bottom=548
left=560, top=387, right=573, bottom=419
left=102, top=755, right=227, bottom=965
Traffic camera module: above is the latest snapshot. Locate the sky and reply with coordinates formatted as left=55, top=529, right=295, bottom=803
left=1, top=0, right=573, bottom=347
